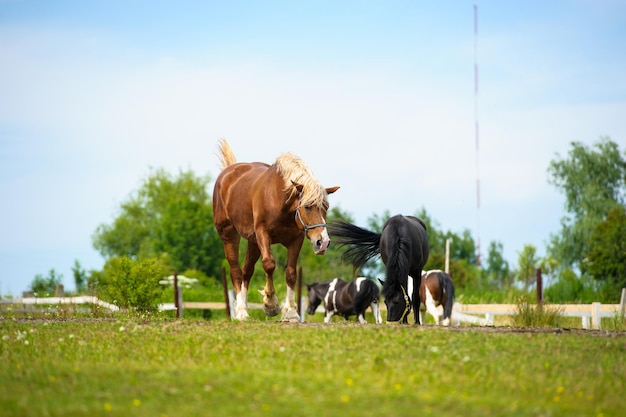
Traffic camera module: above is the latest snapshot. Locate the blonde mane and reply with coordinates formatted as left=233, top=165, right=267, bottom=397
left=275, top=153, right=328, bottom=208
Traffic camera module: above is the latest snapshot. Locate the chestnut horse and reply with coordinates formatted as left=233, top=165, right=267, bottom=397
left=213, top=139, right=339, bottom=321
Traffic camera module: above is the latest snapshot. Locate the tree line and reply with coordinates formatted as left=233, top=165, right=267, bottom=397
left=29, top=137, right=626, bottom=307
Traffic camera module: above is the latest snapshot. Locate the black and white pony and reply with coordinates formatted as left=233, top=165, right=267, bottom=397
left=329, top=215, right=429, bottom=324
left=306, top=277, right=382, bottom=324
left=419, top=269, right=455, bottom=326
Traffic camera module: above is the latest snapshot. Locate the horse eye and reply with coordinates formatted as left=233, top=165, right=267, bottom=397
left=305, top=206, right=312, bottom=211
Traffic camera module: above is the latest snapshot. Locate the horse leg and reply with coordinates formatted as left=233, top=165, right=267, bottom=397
left=324, top=308, right=334, bottom=323
left=371, top=302, right=382, bottom=324
left=256, top=234, right=280, bottom=317
left=279, top=241, right=304, bottom=322
left=221, top=235, right=249, bottom=320
left=240, top=242, right=261, bottom=318
left=424, top=287, right=442, bottom=325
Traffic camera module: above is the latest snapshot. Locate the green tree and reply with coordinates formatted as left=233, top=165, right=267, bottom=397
left=584, top=205, right=626, bottom=299
left=547, top=137, right=626, bottom=270
left=92, top=168, right=223, bottom=279
left=71, top=260, right=87, bottom=294
left=517, top=244, right=539, bottom=291
left=485, top=241, right=511, bottom=289
left=30, top=269, right=63, bottom=297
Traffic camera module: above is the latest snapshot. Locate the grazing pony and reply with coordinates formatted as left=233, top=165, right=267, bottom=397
left=329, top=215, right=429, bottom=324
left=419, top=270, right=455, bottom=326
left=213, top=139, right=339, bottom=321
left=306, top=277, right=382, bottom=324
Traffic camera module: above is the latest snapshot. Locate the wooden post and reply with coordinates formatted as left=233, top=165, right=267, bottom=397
left=173, top=273, right=182, bottom=318
left=620, top=288, right=626, bottom=316
left=296, top=266, right=303, bottom=317
left=445, top=239, right=450, bottom=274
left=55, top=284, right=64, bottom=297
left=536, top=268, right=543, bottom=308
left=221, top=267, right=231, bottom=319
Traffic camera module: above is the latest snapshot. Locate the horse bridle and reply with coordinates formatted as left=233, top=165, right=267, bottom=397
left=294, top=195, right=327, bottom=235
left=386, top=277, right=413, bottom=324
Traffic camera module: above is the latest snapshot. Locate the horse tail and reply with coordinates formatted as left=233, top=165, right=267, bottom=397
left=328, top=221, right=381, bottom=270
left=217, top=138, right=237, bottom=169
left=354, top=279, right=380, bottom=313
left=440, top=272, right=455, bottom=319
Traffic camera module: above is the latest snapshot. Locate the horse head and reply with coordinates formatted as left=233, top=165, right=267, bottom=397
left=292, top=181, right=340, bottom=255
left=381, top=279, right=412, bottom=324
left=305, top=282, right=326, bottom=315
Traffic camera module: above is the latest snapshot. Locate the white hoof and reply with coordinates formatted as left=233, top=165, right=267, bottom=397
left=281, top=307, right=300, bottom=322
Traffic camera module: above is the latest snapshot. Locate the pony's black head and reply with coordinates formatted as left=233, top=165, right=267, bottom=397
left=382, top=280, right=411, bottom=324
left=306, top=283, right=325, bottom=315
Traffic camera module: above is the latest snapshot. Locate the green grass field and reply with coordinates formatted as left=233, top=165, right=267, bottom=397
left=1, top=318, right=625, bottom=417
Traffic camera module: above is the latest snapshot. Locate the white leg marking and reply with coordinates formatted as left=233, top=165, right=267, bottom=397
left=324, top=310, right=334, bottom=323
left=358, top=313, right=367, bottom=324
left=281, top=286, right=300, bottom=322
left=234, top=286, right=250, bottom=320
left=425, top=287, right=442, bottom=325
left=371, top=302, right=382, bottom=324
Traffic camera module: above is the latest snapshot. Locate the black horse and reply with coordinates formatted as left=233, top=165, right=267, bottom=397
left=328, top=215, right=429, bottom=324
left=306, top=277, right=382, bottom=324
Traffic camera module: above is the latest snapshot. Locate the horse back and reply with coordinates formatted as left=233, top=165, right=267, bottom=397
left=213, top=162, right=298, bottom=242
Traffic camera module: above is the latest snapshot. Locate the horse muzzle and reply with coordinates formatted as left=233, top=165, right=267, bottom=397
left=312, top=236, right=330, bottom=254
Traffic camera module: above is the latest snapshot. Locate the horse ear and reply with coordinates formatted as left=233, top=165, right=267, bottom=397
left=291, top=180, right=304, bottom=194
left=378, top=278, right=384, bottom=286
left=326, top=186, right=340, bottom=194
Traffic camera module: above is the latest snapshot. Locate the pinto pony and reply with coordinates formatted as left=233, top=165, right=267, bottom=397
left=419, top=269, right=455, bottom=326
left=212, top=139, right=339, bottom=321
left=306, top=277, right=382, bottom=324
left=328, top=215, right=429, bottom=324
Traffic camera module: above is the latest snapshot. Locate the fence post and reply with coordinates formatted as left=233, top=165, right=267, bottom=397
left=296, top=266, right=303, bottom=321
left=536, top=268, right=543, bottom=308
left=445, top=238, right=450, bottom=274
left=620, top=288, right=626, bottom=316
left=591, top=302, right=601, bottom=330
left=173, top=273, right=183, bottom=318
left=221, top=267, right=231, bottom=319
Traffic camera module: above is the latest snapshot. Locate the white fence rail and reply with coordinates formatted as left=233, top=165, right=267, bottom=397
left=2, top=296, right=623, bottom=330
left=453, top=302, right=622, bottom=330
left=1, top=296, right=120, bottom=312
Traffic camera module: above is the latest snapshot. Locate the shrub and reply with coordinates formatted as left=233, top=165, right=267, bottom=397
left=512, top=297, right=563, bottom=328
left=95, top=257, right=166, bottom=314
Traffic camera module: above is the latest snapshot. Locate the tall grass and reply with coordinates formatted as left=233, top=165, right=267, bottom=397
left=512, top=298, right=564, bottom=328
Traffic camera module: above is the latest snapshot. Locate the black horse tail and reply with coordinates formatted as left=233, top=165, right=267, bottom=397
left=353, top=279, right=380, bottom=313
left=328, top=221, right=381, bottom=270
left=440, top=272, right=455, bottom=320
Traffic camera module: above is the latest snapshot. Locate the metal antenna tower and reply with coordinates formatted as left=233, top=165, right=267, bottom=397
left=474, top=0, right=481, bottom=266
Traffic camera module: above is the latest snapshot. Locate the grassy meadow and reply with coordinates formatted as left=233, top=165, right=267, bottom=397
left=1, top=317, right=625, bottom=417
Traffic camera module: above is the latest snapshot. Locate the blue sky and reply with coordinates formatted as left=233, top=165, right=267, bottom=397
left=1, top=1, right=625, bottom=295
